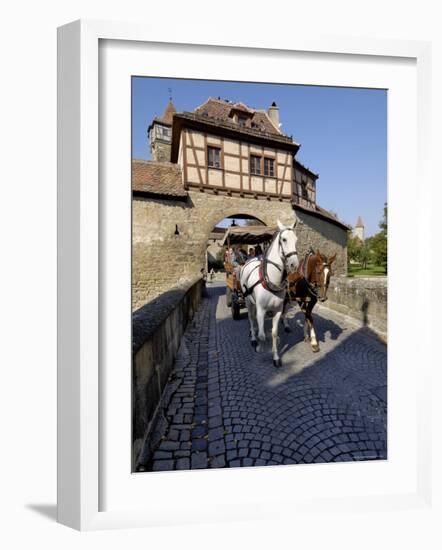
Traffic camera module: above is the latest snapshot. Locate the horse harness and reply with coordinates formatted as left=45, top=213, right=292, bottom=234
left=241, top=229, right=297, bottom=299
left=288, top=249, right=327, bottom=305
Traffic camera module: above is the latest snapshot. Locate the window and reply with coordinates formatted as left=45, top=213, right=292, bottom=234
left=264, top=157, right=275, bottom=177
left=250, top=155, right=261, bottom=175
left=208, top=146, right=221, bottom=168
left=156, top=125, right=171, bottom=140
left=238, top=115, right=247, bottom=127
left=301, top=180, right=308, bottom=200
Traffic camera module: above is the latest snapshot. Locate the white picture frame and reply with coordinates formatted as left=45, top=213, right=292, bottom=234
left=57, top=19, right=434, bottom=531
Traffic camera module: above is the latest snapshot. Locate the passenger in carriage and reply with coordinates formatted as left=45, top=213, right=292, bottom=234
left=230, top=247, right=248, bottom=280
left=225, top=247, right=234, bottom=264
left=238, top=248, right=249, bottom=264
left=254, top=244, right=264, bottom=260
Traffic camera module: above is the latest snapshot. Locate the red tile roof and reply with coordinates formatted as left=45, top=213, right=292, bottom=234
left=132, top=160, right=187, bottom=199
left=155, top=100, right=177, bottom=125
left=293, top=201, right=350, bottom=230
left=294, top=159, right=319, bottom=179
left=194, top=97, right=281, bottom=136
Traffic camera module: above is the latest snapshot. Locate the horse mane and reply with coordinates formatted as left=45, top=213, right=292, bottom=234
left=306, top=252, right=324, bottom=279
left=287, top=250, right=327, bottom=284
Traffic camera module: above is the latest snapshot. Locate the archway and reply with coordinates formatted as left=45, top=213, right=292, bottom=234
left=206, top=213, right=266, bottom=274
left=132, top=188, right=297, bottom=308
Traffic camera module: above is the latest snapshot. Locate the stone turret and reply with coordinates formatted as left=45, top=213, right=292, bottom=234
left=354, top=216, right=365, bottom=241
left=148, top=100, right=176, bottom=162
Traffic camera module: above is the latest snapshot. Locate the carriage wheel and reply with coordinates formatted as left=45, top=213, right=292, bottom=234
left=226, top=287, right=232, bottom=307
left=231, top=301, right=241, bottom=320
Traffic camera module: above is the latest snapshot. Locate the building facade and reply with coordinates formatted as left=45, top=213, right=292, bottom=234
left=132, top=98, right=349, bottom=309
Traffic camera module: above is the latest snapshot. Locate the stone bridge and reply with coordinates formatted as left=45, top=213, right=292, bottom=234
left=136, top=281, right=387, bottom=471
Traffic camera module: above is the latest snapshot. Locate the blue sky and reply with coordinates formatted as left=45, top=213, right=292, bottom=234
left=132, top=77, right=387, bottom=237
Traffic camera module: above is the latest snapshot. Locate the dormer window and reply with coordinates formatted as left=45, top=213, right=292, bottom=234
left=229, top=107, right=251, bottom=128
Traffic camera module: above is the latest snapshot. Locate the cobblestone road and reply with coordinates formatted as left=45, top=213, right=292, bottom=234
left=138, top=281, right=387, bottom=471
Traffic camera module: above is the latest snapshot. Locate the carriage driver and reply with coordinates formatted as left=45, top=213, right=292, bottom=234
left=233, top=247, right=248, bottom=266
left=230, top=246, right=248, bottom=280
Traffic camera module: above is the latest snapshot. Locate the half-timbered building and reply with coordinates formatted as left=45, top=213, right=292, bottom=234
left=132, top=97, right=349, bottom=309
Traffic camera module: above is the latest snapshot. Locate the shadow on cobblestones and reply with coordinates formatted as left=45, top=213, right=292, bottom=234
left=138, top=282, right=387, bottom=472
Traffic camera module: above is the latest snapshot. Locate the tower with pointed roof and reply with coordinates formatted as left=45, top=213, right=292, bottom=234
left=148, top=100, right=176, bottom=162
left=354, top=216, right=365, bottom=241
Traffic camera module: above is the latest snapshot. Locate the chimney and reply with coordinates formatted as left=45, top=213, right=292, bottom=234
left=268, top=101, right=280, bottom=129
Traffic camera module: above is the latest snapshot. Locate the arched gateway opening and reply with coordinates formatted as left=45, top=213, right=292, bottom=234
left=206, top=213, right=266, bottom=274
left=132, top=190, right=297, bottom=310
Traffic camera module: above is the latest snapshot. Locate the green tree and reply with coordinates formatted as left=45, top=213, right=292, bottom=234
left=358, top=241, right=372, bottom=269
left=347, top=232, right=363, bottom=264
left=379, top=203, right=387, bottom=234
left=370, top=232, right=387, bottom=272
left=370, top=203, right=388, bottom=272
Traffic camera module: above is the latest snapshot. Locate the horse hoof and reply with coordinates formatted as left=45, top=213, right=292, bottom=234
left=273, top=358, right=282, bottom=368
left=251, top=340, right=258, bottom=351
left=284, top=326, right=291, bottom=333
left=312, top=345, right=320, bottom=353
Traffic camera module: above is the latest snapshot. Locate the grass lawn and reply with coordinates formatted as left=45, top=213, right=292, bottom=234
left=348, top=263, right=387, bottom=277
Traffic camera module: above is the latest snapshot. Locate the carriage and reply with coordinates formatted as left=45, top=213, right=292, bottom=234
left=221, top=225, right=277, bottom=320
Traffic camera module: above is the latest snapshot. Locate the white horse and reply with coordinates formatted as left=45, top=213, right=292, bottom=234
left=239, top=219, right=299, bottom=367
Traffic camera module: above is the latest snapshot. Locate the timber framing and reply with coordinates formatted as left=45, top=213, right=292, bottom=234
left=181, top=127, right=293, bottom=199
left=185, top=182, right=291, bottom=202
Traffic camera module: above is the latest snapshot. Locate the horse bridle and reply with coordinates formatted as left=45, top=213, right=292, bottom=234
left=262, top=228, right=298, bottom=293
left=305, top=257, right=330, bottom=298
left=278, top=228, right=299, bottom=263
left=288, top=251, right=330, bottom=301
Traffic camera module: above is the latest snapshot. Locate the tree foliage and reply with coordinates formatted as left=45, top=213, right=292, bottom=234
left=347, top=233, right=363, bottom=262
left=347, top=203, right=387, bottom=273
left=379, top=203, right=387, bottom=234
left=348, top=234, right=371, bottom=268
left=371, top=202, right=388, bottom=272
left=369, top=232, right=387, bottom=270
left=358, top=241, right=371, bottom=269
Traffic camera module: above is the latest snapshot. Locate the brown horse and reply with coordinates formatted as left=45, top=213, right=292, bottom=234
left=282, top=249, right=336, bottom=352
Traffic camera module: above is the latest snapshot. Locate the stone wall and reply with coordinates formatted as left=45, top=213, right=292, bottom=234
left=207, top=240, right=223, bottom=266
left=152, top=139, right=172, bottom=163
left=295, top=208, right=347, bottom=276
left=132, top=191, right=295, bottom=309
left=133, top=190, right=348, bottom=309
left=325, top=276, right=387, bottom=337
left=132, top=276, right=203, bottom=468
